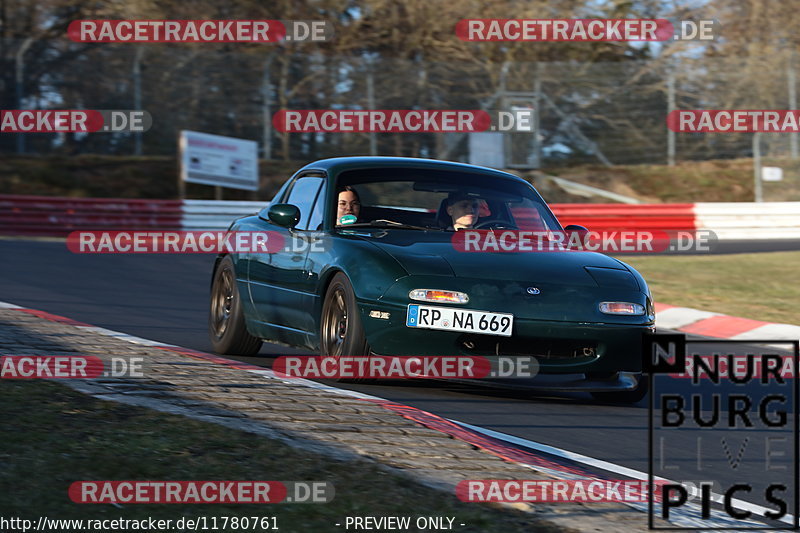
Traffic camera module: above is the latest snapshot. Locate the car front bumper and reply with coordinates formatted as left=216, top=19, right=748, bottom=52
left=359, top=300, right=653, bottom=375
left=448, top=370, right=643, bottom=392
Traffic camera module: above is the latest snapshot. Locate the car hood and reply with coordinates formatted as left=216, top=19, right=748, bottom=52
left=357, top=230, right=630, bottom=287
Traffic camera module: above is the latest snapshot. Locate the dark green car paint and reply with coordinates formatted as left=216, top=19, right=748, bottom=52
left=217, top=156, right=655, bottom=377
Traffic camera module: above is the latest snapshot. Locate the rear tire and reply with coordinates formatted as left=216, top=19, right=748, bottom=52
left=591, top=375, right=648, bottom=404
left=320, top=272, right=371, bottom=382
left=208, top=256, right=263, bottom=355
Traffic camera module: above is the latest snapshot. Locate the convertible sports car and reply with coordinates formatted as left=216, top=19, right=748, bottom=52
left=208, top=156, right=655, bottom=402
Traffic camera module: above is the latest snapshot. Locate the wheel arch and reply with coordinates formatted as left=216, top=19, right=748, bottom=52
left=315, top=266, right=345, bottom=324
left=211, top=253, right=227, bottom=287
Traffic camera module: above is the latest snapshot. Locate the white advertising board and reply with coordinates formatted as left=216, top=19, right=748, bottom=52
left=468, top=132, right=505, bottom=168
left=762, top=166, right=783, bottom=182
left=180, top=130, right=258, bottom=191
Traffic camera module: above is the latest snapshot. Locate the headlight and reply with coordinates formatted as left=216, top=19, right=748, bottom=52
left=409, top=289, right=469, bottom=304
left=599, top=301, right=645, bottom=315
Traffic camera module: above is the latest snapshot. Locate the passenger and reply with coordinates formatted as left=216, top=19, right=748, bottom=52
left=336, top=186, right=361, bottom=225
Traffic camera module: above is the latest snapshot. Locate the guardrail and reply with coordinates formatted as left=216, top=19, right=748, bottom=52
left=182, top=200, right=263, bottom=231
left=694, top=202, right=800, bottom=240
left=551, top=204, right=697, bottom=233
left=0, top=195, right=181, bottom=236
left=1, top=195, right=798, bottom=240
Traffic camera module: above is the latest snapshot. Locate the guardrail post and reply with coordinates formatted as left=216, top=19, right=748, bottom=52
left=667, top=70, right=676, bottom=166
left=366, top=62, right=377, bottom=156
left=133, top=47, right=144, bottom=156
left=789, top=52, right=798, bottom=159
left=753, top=132, right=763, bottom=203
left=15, top=37, right=34, bottom=154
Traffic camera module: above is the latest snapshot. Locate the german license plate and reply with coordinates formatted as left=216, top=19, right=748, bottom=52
left=406, top=305, right=513, bottom=337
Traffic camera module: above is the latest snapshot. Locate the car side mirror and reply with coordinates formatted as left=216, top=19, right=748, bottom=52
left=264, top=203, right=301, bottom=229
left=564, top=224, right=589, bottom=249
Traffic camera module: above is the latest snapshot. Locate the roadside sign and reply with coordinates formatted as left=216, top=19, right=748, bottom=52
left=179, top=130, right=258, bottom=191
left=469, top=132, right=505, bottom=168
left=762, top=166, right=783, bottom=182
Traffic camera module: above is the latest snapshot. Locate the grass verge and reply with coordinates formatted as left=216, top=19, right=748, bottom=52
left=548, top=157, right=800, bottom=203
left=0, top=380, right=564, bottom=532
left=617, top=250, right=800, bottom=325
left=0, top=155, right=305, bottom=200
left=4, top=154, right=799, bottom=203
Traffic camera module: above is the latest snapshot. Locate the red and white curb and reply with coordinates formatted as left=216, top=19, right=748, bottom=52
left=655, top=302, right=800, bottom=340
left=0, top=299, right=784, bottom=528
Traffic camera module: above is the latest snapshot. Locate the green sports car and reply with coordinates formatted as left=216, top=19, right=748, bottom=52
left=208, top=156, right=655, bottom=402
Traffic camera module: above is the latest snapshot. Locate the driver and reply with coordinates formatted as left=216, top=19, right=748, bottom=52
left=445, top=191, right=480, bottom=231
left=336, top=186, right=361, bottom=225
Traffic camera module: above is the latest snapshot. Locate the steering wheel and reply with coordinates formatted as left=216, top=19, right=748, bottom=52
left=472, top=218, right=517, bottom=230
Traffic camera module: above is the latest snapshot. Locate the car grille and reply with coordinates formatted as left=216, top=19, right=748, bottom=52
left=458, top=334, right=597, bottom=360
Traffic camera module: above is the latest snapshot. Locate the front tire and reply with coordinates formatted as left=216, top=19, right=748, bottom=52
left=208, top=256, right=263, bottom=355
left=320, top=272, right=371, bottom=382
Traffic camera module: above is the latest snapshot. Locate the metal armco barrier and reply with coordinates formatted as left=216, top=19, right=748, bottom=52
left=1, top=195, right=798, bottom=239
left=694, top=202, right=800, bottom=240
left=0, top=195, right=182, bottom=236
left=182, top=200, right=263, bottom=230
left=550, top=204, right=697, bottom=233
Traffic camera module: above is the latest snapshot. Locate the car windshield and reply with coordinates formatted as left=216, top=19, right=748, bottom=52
left=333, top=167, right=562, bottom=231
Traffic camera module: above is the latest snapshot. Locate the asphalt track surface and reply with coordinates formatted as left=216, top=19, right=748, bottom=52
left=2, top=238, right=797, bottom=523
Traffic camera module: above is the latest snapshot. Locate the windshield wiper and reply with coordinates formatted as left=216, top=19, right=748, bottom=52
left=341, top=220, right=444, bottom=231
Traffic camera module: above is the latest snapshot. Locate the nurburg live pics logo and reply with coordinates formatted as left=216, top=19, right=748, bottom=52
left=644, top=333, right=800, bottom=529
